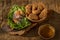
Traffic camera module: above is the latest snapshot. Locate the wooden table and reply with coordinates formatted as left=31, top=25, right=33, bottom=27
left=0, top=0, right=60, bottom=40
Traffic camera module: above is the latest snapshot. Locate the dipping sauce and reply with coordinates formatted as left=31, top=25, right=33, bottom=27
left=38, top=24, right=55, bottom=39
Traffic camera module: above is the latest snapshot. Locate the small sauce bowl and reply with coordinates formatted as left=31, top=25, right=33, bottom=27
left=38, top=24, right=55, bottom=39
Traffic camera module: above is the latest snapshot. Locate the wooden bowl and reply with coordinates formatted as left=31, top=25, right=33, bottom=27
left=25, top=2, right=48, bottom=22
left=1, top=21, right=37, bottom=35
left=38, top=24, right=55, bottom=39
left=9, top=23, right=37, bottom=35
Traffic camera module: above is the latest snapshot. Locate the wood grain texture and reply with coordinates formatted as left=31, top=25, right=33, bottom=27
left=0, top=0, right=60, bottom=40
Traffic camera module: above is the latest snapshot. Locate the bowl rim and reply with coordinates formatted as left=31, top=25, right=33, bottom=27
left=38, top=24, right=55, bottom=39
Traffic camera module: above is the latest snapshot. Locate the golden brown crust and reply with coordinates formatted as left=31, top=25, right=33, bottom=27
left=39, top=8, right=48, bottom=19
left=38, top=2, right=45, bottom=10
left=28, top=14, right=38, bottom=20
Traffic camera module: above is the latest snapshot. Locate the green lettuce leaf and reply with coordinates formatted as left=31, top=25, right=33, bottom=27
left=8, top=5, right=31, bottom=30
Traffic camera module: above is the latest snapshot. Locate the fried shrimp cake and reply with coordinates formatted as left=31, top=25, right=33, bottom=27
left=25, top=4, right=32, bottom=14
left=28, top=14, right=38, bottom=20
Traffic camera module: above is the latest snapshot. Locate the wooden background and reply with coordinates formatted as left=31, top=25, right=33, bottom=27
left=0, top=0, right=60, bottom=40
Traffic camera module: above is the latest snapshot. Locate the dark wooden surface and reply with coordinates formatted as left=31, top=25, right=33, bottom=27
left=0, top=0, right=60, bottom=40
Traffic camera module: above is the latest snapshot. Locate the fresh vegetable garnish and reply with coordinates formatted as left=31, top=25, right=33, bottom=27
left=8, top=5, right=31, bottom=30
